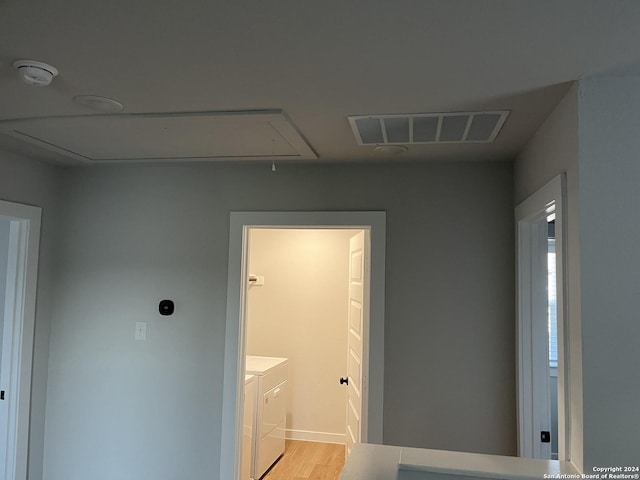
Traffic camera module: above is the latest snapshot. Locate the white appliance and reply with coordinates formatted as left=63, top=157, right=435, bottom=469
left=241, top=374, right=257, bottom=480
left=245, top=355, right=288, bottom=479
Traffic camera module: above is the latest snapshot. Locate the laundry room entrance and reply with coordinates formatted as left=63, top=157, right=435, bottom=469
left=242, top=228, right=362, bottom=479
left=221, top=211, right=386, bottom=480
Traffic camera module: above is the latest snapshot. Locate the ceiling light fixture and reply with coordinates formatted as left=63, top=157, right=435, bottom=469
left=13, top=60, right=59, bottom=87
left=374, top=145, right=407, bottom=155
left=73, top=95, right=124, bottom=113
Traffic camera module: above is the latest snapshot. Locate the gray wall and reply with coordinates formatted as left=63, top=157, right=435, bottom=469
left=0, top=151, right=61, bottom=480
left=514, top=83, right=584, bottom=470
left=42, top=161, right=515, bottom=480
left=380, top=166, right=516, bottom=455
left=0, top=219, right=10, bottom=360
left=578, top=75, right=640, bottom=471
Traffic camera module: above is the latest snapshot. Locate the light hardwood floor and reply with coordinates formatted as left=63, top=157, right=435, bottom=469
left=262, top=440, right=345, bottom=480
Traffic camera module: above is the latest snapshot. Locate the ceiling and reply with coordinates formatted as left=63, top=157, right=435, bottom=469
left=1, top=0, right=640, bottom=165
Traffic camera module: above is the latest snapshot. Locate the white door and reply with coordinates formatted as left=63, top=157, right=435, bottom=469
left=0, top=201, right=41, bottom=480
left=0, top=219, right=21, bottom=480
left=0, top=218, right=12, bottom=478
left=527, top=216, right=553, bottom=460
left=345, top=231, right=365, bottom=456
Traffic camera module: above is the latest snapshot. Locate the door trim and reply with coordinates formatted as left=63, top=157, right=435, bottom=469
left=220, top=211, right=386, bottom=480
left=515, top=174, right=569, bottom=461
left=0, top=199, right=41, bottom=480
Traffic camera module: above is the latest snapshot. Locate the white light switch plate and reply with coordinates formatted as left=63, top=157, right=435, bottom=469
left=135, top=322, right=147, bottom=341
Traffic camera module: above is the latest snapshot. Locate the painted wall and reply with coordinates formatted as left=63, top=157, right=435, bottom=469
left=246, top=228, right=357, bottom=442
left=514, top=83, right=583, bottom=470
left=578, top=75, right=640, bottom=471
left=0, top=219, right=10, bottom=360
left=0, top=151, right=61, bottom=480
left=42, top=160, right=515, bottom=480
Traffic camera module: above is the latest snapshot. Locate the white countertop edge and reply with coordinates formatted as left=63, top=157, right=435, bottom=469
left=398, top=446, right=580, bottom=480
left=339, top=444, right=581, bottom=480
left=339, top=444, right=402, bottom=480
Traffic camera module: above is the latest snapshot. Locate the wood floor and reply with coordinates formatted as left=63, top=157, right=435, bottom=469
left=262, top=440, right=345, bottom=480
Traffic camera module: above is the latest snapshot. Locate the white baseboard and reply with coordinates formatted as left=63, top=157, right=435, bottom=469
left=285, top=429, right=346, bottom=445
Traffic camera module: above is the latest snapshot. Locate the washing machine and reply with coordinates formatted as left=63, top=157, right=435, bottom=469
left=245, top=355, right=288, bottom=479
left=241, top=374, right=257, bottom=480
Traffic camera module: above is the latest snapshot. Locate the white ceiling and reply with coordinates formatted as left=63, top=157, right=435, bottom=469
left=1, top=0, right=640, bottom=165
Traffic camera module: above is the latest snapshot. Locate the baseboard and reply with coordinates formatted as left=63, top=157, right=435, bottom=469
left=285, top=428, right=346, bottom=445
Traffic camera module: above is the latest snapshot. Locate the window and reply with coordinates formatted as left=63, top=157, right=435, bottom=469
left=547, top=233, right=558, bottom=370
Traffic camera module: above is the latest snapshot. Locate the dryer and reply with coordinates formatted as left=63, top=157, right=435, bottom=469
left=245, top=355, right=288, bottom=479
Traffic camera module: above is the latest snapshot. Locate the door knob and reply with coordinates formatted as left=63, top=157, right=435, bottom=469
left=339, top=377, right=349, bottom=385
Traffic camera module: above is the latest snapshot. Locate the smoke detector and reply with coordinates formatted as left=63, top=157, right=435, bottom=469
left=13, top=60, right=59, bottom=87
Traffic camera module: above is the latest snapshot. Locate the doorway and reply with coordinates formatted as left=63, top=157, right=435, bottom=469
left=243, top=228, right=363, bottom=478
left=221, top=212, right=386, bottom=480
left=515, top=175, right=569, bottom=461
left=0, top=199, right=41, bottom=480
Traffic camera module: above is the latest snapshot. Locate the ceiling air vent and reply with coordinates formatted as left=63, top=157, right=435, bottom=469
left=348, top=111, right=509, bottom=146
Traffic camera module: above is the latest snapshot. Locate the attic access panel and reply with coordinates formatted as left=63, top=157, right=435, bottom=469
left=0, top=110, right=316, bottom=163
left=348, top=111, right=509, bottom=146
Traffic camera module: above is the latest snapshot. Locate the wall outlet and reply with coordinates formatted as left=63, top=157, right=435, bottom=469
left=135, top=322, right=147, bottom=341
left=248, top=274, right=265, bottom=286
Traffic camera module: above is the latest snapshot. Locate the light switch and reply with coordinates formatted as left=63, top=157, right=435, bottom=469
left=135, top=322, right=147, bottom=341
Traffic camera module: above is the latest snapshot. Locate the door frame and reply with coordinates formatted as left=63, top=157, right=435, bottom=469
left=220, top=211, right=386, bottom=480
left=0, top=199, right=41, bottom=480
left=515, top=174, right=569, bottom=461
